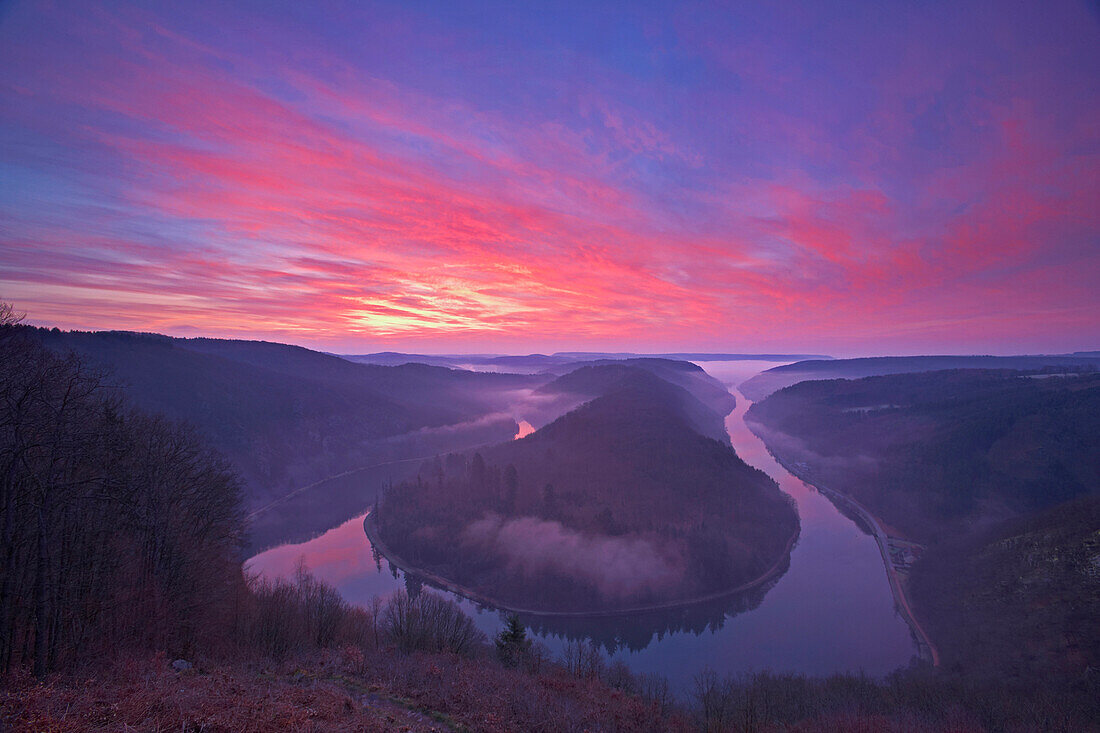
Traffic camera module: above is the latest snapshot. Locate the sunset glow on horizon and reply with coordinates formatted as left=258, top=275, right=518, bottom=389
left=1, top=1, right=1097, bottom=355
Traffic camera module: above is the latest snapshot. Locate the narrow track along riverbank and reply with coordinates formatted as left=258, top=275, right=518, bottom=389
left=744, top=426, right=941, bottom=667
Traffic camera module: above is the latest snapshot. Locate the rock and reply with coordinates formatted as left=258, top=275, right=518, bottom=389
left=171, top=659, right=192, bottom=672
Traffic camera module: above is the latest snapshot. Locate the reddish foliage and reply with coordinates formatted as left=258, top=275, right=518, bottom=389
left=1, top=657, right=400, bottom=732
left=1, top=649, right=690, bottom=733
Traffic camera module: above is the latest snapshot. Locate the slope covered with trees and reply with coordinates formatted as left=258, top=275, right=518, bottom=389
left=537, top=359, right=736, bottom=441
left=746, top=369, right=1099, bottom=541
left=374, top=365, right=799, bottom=612
left=746, top=368, right=1100, bottom=679
left=22, top=327, right=545, bottom=548
left=0, top=320, right=244, bottom=676
left=910, top=495, right=1100, bottom=680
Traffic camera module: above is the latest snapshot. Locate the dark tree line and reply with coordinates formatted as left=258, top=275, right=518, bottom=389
left=0, top=313, right=244, bottom=676
left=747, top=367, right=1100, bottom=542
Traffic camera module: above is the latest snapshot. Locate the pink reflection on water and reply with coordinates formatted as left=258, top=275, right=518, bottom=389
left=514, top=420, right=536, bottom=439
left=692, top=360, right=836, bottom=525
left=247, top=512, right=374, bottom=586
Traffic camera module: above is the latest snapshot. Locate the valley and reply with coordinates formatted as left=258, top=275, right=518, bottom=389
left=248, top=360, right=919, bottom=693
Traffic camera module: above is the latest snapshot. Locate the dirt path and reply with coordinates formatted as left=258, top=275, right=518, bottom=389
left=329, top=674, right=469, bottom=732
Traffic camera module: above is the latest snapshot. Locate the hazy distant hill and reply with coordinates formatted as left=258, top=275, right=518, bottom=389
left=343, top=351, right=830, bottom=373
left=340, top=352, right=576, bottom=370
left=347, top=354, right=740, bottom=439
left=536, top=362, right=733, bottom=442
left=739, top=354, right=1100, bottom=401
left=552, top=351, right=831, bottom=362
left=374, top=364, right=798, bottom=613
left=28, top=328, right=545, bottom=522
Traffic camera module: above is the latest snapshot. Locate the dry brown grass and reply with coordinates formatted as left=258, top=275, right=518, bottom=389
left=1, top=648, right=687, bottom=733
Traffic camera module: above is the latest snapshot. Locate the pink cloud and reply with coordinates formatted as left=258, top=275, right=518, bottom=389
left=1, top=1, right=1096, bottom=354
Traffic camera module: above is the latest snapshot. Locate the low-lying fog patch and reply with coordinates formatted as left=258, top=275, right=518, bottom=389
left=461, top=513, right=683, bottom=600
left=746, top=419, right=879, bottom=471
left=388, top=412, right=516, bottom=439
left=495, top=387, right=587, bottom=427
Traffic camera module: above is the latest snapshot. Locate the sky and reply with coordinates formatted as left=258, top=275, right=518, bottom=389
left=0, top=0, right=1097, bottom=356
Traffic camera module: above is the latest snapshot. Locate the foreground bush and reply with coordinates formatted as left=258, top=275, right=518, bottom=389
left=236, top=564, right=374, bottom=660
left=382, top=589, right=486, bottom=656
left=688, top=668, right=1100, bottom=733
left=236, top=569, right=488, bottom=661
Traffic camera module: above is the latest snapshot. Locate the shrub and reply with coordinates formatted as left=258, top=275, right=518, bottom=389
left=237, top=564, right=374, bottom=659
left=561, top=639, right=605, bottom=680
left=495, top=614, right=532, bottom=667
left=381, top=590, right=486, bottom=656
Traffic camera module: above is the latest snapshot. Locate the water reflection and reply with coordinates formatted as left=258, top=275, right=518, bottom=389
left=507, top=552, right=789, bottom=654
left=247, top=360, right=917, bottom=694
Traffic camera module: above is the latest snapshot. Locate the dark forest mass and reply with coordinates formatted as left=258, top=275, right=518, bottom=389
left=374, top=365, right=799, bottom=612
left=747, top=368, right=1100, bottom=680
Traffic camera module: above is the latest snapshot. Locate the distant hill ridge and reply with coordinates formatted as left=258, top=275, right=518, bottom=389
left=343, top=351, right=831, bottom=370
left=739, top=353, right=1100, bottom=401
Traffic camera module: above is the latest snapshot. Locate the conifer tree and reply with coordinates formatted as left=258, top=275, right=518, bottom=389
left=495, top=614, right=531, bottom=667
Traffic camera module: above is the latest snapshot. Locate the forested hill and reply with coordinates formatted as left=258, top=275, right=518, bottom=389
left=911, top=494, right=1100, bottom=680
left=543, top=357, right=737, bottom=421
left=25, top=327, right=546, bottom=514
left=535, top=362, right=732, bottom=442
left=739, top=354, right=1100, bottom=401
left=745, top=368, right=1100, bottom=679
left=374, top=365, right=798, bottom=613
left=746, top=369, right=1099, bottom=541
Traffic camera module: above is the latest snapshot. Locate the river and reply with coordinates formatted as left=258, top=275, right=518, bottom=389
left=246, top=360, right=917, bottom=694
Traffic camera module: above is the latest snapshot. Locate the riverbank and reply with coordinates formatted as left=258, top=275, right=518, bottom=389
left=249, top=367, right=934, bottom=687
left=364, top=510, right=800, bottom=619
left=743, top=421, right=940, bottom=667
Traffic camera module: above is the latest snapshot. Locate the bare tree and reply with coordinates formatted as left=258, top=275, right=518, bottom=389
left=382, top=589, right=486, bottom=656
left=0, top=316, right=245, bottom=675
left=0, top=300, right=23, bottom=329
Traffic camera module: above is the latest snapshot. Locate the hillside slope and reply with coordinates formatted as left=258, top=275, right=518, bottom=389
left=375, top=365, right=798, bottom=612
left=910, top=495, right=1100, bottom=680
left=746, top=368, right=1100, bottom=679
left=535, top=362, right=732, bottom=442
left=746, top=369, right=1099, bottom=541
left=27, top=328, right=545, bottom=545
